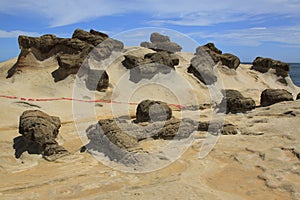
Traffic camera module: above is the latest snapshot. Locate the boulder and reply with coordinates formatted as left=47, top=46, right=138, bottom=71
left=72, top=28, right=109, bottom=46
left=260, top=89, right=294, bottom=107
left=140, top=32, right=182, bottom=53
left=218, top=89, right=256, bottom=114
left=220, top=53, right=240, bottom=70
left=187, top=55, right=217, bottom=85
left=252, top=57, right=290, bottom=77
left=18, top=110, right=69, bottom=161
left=297, top=93, right=300, bottom=100
left=150, top=32, right=171, bottom=43
left=136, top=100, right=172, bottom=123
left=200, top=43, right=222, bottom=55
left=196, top=43, right=240, bottom=69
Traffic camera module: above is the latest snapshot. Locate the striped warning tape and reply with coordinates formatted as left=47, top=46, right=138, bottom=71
left=0, top=95, right=186, bottom=109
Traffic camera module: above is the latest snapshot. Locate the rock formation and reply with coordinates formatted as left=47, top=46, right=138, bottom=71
left=260, top=89, right=294, bottom=107
left=17, top=110, right=69, bottom=161
left=136, top=100, right=172, bottom=123
left=218, top=89, right=256, bottom=114
left=7, top=29, right=124, bottom=91
left=85, top=69, right=109, bottom=92
left=122, top=51, right=179, bottom=70
left=84, top=117, right=198, bottom=166
left=196, top=43, right=240, bottom=70
left=187, top=55, right=217, bottom=85
left=297, top=93, right=300, bottom=100
left=140, top=32, right=182, bottom=53
left=251, top=57, right=290, bottom=78
left=198, top=121, right=239, bottom=135
left=122, top=51, right=178, bottom=82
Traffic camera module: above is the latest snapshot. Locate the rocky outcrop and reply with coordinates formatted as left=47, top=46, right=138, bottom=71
left=122, top=51, right=179, bottom=70
left=297, top=93, right=300, bottom=100
left=220, top=53, right=241, bottom=70
left=144, top=51, right=179, bottom=68
left=218, top=89, right=256, bottom=114
left=122, top=51, right=178, bottom=82
left=196, top=43, right=240, bottom=70
left=17, top=110, right=69, bottom=161
left=8, top=29, right=123, bottom=91
left=84, top=117, right=198, bottom=165
left=72, top=29, right=109, bottom=46
left=198, top=121, right=238, bottom=135
left=140, top=32, right=182, bottom=53
left=85, top=69, right=109, bottom=92
left=136, top=100, right=172, bottom=123
left=187, top=55, right=217, bottom=85
left=251, top=57, right=290, bottom=77
left=260, top=89, right=294, bottom=107
left=84, top=120, right=140, bottom=164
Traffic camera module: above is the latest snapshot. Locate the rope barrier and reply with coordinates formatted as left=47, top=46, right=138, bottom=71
left=0, top=95, right=186, bottom=109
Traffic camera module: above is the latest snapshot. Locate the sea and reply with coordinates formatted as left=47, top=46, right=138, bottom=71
left=290, top=63, right=300, bottom=86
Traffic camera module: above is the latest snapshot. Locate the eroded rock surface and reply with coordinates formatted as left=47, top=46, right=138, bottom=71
left=17, top=110, right=68, bottom=161
left=136, top=100, right=172, bottom=123
left=187, top=54, right=217, bottom=85
left=8, top=29, right=123, bottom=91
left=196, top=43, right=240, bottom=70
left=260, top=89, right=294, bottom=107
left=84, top=117, right=198, bottom=166
left=140, top=32, right=182, bottom=53
left=198, top=121, right=239, bottom=135
left=122, top=51, right=178, bottom=82
left=252, top=57, right=290, bottom=77
left=218, top=89, right=256, bottom=114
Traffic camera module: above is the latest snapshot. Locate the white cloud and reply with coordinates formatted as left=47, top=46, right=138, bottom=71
left=188, top=26, right=300, bottom=47
left=0, top=0, right=300, bottom=27
left=0, top=30, right=40, bottom=38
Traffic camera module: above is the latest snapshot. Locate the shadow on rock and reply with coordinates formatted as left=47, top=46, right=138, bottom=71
left=13, top=136, right=43, bottom=158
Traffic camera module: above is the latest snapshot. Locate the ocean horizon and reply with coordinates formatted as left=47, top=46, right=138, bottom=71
left=240, top=62, right=300, bottom=87
left=290, top=63, right=300, bottom=86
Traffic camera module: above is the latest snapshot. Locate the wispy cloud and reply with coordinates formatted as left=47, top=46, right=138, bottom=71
left=1, top=0, right=300, bottom=27
left=0, top=30, right=40, bottom=38
left=188, top=26, right=300, bottom=47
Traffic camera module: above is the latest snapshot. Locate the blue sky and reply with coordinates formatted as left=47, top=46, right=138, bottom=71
left=1, top=0, right=300, bottom=62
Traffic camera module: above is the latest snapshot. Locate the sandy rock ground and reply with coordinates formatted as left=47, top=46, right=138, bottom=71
left=0, top=47, right=299, bottom=199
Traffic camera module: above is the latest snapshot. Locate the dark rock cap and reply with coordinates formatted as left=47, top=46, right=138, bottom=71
left=196, top=43, right=240, bottom=70
left=187, top=55, right=217, bottom=85
left=140, top=32, right=182, bottom=53
left=8, top=29, right=123, bottom=92
left=218, top=89, right=256, bottom=114
left=260, top=89, right=294, bottom=107
left=136, top=100, right=172, bottom=123
left=252, top=57, right=290, bottom=78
